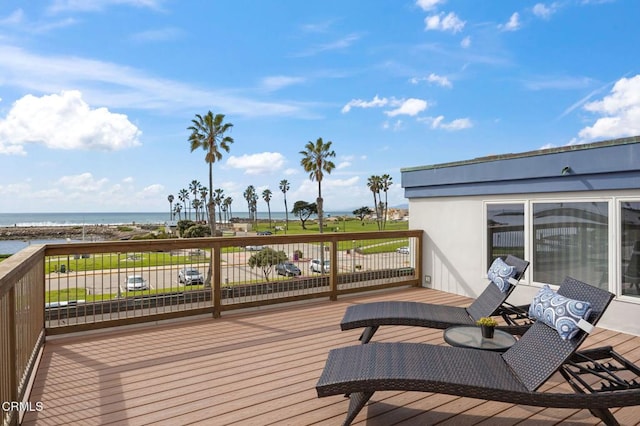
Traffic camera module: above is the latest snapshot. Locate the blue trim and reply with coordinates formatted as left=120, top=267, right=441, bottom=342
left=402, top=137, right=640, bottom=198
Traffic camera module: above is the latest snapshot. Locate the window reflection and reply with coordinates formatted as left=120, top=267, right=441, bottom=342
left=487, top=204, right=524, bottom=268
left=621, top=202, right=640, bottom=298
left=533, top=202, right=608, bottom=288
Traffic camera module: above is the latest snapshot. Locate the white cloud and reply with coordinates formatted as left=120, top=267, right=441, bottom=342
left=384, top=98, right=428, bottom=117
left=423, top=115, right=473, bottom=130
left=0, top=90, right=141, bottom=155
left=383, top=120, right=405, bottom=131
left=532, top=3, right=557, bottom=19
left=261, top=75, right=306, bottom=92
left=460, top=36, right=471, bottom=48
left=0, top=45, right=308, bottom=118
left=499, top=13, right=521, bottom=31
left=342, top=95, right=388, bottom=113
left=130, top=27, right=184, bottom=43
left=139, top=183, right=164, bottom=196
left=424, top=12, right=465, bottom=33
left=577, top=75, right=640, bottom=140
left=57, top=173, right=109, bottom=192
left=49, top=0, right=164, bottom=13
left=410, top=73, right=452, bottom=88
left=0, top=9, right=24, bottom=25
left=226, top=152, right=286, bottom=175
left=415, top=0, right=445, bottom=11
left=294, top=33, right=361, bottom=57
left=336, top=161, right=351, bottom=170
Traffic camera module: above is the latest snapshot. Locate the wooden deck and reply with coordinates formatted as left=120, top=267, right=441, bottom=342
left=23, top=287, right=640, bottom=425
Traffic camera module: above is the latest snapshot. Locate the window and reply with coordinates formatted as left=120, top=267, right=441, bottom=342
left=532, top=202, right=608, bottom=289
left=487, top=204, right=524, bottom=266
left=621, top=201, right=640, bottom=298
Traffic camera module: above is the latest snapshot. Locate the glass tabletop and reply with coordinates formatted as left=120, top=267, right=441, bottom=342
left=443, top=326, right=517, bottom=352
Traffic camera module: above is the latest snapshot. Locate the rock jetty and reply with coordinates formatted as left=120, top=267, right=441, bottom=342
left=0, top=225, right=149, bottom=241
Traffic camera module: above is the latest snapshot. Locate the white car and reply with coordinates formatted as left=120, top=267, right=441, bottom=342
left=126, top=275, right=149, bottom=291
left=396, top=246, right=410, bottom=254
left=178, top=268, right=204, bottom=285
left=310, top=259, right=330, bottom=273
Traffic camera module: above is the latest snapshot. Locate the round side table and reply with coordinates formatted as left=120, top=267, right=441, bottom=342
left=443, top=325, right=517, bottom=352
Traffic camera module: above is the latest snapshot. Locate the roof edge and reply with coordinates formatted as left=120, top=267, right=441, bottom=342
left=401, top=135, right=640, bottom=172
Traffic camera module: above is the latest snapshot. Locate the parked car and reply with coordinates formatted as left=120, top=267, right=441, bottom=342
left=257, top=231, right=273, bottom=235
left=246, top=245, right=265, bottom=251
left=396, top=246, right=410, bottom=254
left=310, top=259, right=330, bottom=273
left=126, top=275, right=149, bottom=291
left=178, top=267, right=204, bottom=285
left=276, top=262, right=302, bottom=277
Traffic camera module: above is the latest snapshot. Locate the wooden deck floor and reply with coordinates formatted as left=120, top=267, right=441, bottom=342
left=23, top=287, right=640, bottom=425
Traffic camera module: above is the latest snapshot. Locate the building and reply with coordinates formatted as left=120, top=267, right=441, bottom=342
left=402, top=136, right=640, bottom=335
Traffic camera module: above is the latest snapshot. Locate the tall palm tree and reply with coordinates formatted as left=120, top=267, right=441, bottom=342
left=380, top=174, right=393, bottom=230
left=188, top=111, right=234, bottom=235
left=367, top=175, right=382, bottom=230
left=223, top=196, right=233, bottom=223
left=189, top=180, right=201, bottom=221
left=279, top=179, right=290, bottom=230
left=244, top=185, right=256, bottom=223
left=213, top=188, right=225, bottom=225
left=192, top=199, right=202, bottom=221
left=178, top=189, right=190, bottom=221
left=167, top=194, right=174, bottom=220
left=300, top=137, right=336, bottom=233
left=262, top=189, right=273, bottom=230
left=199, top=187, right=209, bottom=223
left=173, top=203, right=182, bottom=220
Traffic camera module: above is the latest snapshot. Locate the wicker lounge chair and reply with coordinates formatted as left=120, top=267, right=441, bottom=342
left=317, top=277, right=640, bottom=426
left=341, top=255, right=531, bottom=342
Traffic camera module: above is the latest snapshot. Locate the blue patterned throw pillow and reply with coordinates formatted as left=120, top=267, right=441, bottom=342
left=487, top=257, right=516, bottom=293
left=528, top=285, right=592, bottom=340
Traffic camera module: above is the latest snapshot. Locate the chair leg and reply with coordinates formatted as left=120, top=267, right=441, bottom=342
left=589, top=408, right=619, bottom=426
left=359, top=326, right=379, bottom=344
left=344, top=391, right=374, bottom=426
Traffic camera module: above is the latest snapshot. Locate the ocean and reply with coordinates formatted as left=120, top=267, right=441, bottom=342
left=0, top=211, right=351, bottom=227
left=0, top=211, right=352, bottom=254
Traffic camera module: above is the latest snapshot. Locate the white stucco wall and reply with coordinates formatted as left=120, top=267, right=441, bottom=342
left=409, top=191, right=640, bottom=336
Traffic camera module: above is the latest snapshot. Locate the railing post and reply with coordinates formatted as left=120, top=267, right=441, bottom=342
left=8, top=286, right=18, bottom=426
left=212, top=245, right=221, bottom=318
left=329, top=239, right=338, bottom=301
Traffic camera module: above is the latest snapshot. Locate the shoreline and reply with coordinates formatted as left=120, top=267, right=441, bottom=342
left=0, top=224, right=154, bottom=241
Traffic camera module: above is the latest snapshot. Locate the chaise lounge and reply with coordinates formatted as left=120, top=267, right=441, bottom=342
left=341, top=254, right=531, bottom=342
left=317, top=277, right=640, bottom=426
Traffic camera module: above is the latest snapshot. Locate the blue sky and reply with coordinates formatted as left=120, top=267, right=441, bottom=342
left=1, top=0, right=639, bottom=214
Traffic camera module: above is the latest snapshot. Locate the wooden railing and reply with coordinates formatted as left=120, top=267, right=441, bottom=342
left=0, top=245, right=46, bottom=426
left=0, top=230, right=422, bottom=423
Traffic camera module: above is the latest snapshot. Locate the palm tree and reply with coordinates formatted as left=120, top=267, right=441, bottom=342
left=279, top=179, right=290, bottom=230
left=178, top=189, right=190, bottom=221
left=167, top=194, right=174, bottom=220
left=173, top=203, right=182, bottom=220
left=213, top=188, right=225, bottom=225
left=300, top=137, right=336, bottom=233
left=380, top=174, right=393, bottom=230
left=192, top=199, right=202, bottom=221
left=188, top=111, right=234, bottom=235
left=189, top=180, right=201, bottom=221
left=262, top=189, right=273, bottom=230
left=199, top=187, right=209, bottom=223
left=223, top=196, right=233, bottom=223
left=367, top=175, right=382, bottom=230
left=244, top=185, right=256, bottom=223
